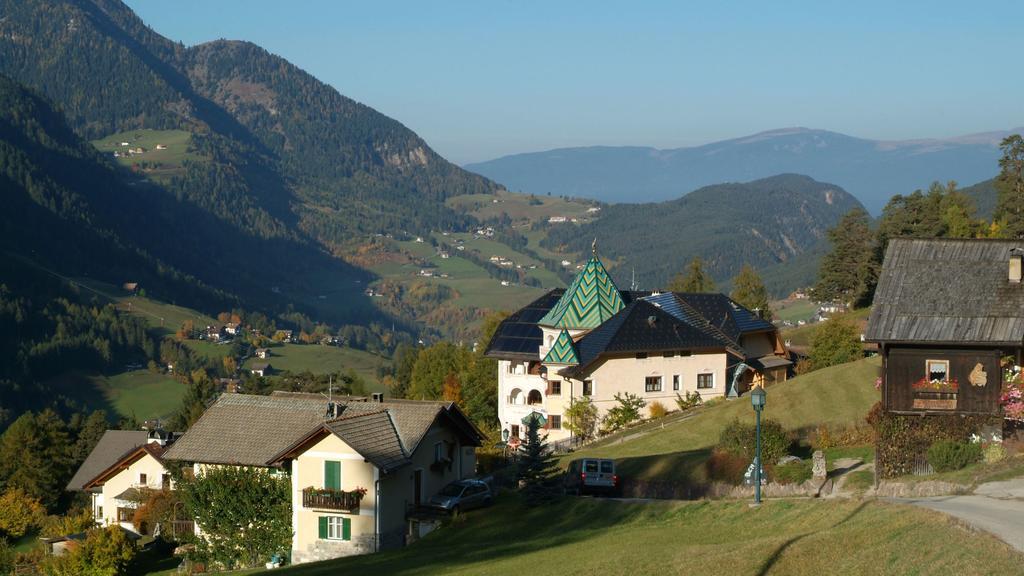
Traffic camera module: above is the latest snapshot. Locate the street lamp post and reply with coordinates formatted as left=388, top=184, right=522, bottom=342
left=750, top=386, right=767, bottom=506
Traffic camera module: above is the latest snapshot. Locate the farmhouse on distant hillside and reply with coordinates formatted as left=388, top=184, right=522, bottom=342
left=866, top=238, right=1014, bottom=416
left=163, top=392, right=483, bottom=563
left=251, top=362, right=272, bottom=377
left=255, top=347, right=271, bottom=359
left=486, top=243, right=790, bottom=442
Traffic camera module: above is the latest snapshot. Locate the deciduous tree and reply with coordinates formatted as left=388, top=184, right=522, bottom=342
left=730, top=264, right=772, bottom=320
left=564, top=397, right=599, bottom=441
left=0, top=487, right=45, bottom=539
left=809, top=315, right=862, bottom=370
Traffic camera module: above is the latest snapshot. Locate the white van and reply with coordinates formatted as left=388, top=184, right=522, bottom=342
left=564, top=458, right=620, bottom=496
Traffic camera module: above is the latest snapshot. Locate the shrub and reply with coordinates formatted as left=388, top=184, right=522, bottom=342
left=773, top=460, right=812, bottom=485
left=0, top=488, right=45, bottom=539
left=674, top=391, right=702, bottom=411
left=926, top=440, right=983, bottom=473
left=872, top=410, right=1000, bottom=478
left=648, top=401, right=669, bottom=419
left=564, top=396, right=599, bottom=441
left=983, top=442, right=1007, bottom=464
left=718, top=418, right=790, bottom=465
left=809, top=315, right=862, bottom=370
left=811, top=423, right=875, bottom=450
left=706, top=449, right=749, bottom=485
left=602, top=392, right=646, bottom=432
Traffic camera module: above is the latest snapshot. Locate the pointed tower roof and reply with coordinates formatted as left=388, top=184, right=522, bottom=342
left=543, top=329, right=579, bottom=365
left=539, top=240, right=625, bottom=329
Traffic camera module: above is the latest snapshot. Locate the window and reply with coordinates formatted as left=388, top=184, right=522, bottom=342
left=511, top=424, right=520, bottom=438
left=324, top=461, right=341, bottom=490
left=434, top=442, right=446, bottom=463
left=927, top=359, right=950, bottom=383
left=584, top=460, right=599, bottom=473
left=96, top=506, right=103, bottom=520
left=319, top=516, right=351, bottom=541
left=139, top=473, right=147, bottom=485
left=550, top=380, right=561, bottom=395
left=697, top=373, right=714, bottom=389
left=582, top=380, right=593, bottom=396
left=527, top=389, right=543, bottom=405
left=117, top=507, right=133, bottom=522
left=600, top=461, right=614, bottom=473
left=550, top=415, right=562, bottom=430
left=161, top=473, right=171, bottom=488
left=635, top=352, right=648, bottom=359
left=673, top=375, right=680, bottom=391
left=645, top=376, right=663, bottom=392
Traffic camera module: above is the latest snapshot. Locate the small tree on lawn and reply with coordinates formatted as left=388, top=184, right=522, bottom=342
left=809, top=315, right=862, bottom=370
left=41, top=525, right=136, bottom=576
left=517, top=416, right=558, bottom=505
left=177, top=466, right=291, bottom=570
left=564, top=397, right=599, bottom=441
left=603, top=392, right=646, bottom=432
left=0, top=487, right=45, bottom=540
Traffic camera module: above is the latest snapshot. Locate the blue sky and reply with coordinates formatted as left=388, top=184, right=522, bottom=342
left=126, top=1, right=1024, bottom=164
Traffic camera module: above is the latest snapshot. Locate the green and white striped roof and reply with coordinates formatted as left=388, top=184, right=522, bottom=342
left=538, top=245, right=625, bottom=329
left=542, top=329, right=579, bottom=365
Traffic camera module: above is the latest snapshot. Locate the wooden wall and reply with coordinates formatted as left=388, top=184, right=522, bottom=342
left=883, top=347, right=1003, bottom=415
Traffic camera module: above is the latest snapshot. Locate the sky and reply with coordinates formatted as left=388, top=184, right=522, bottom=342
left=125, top=1, right=1024, bottom=165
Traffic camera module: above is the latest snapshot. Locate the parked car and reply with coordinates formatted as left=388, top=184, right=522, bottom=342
left=563, top=458, right=620, bottom=496
left=428, top=479, right=493, bottom=513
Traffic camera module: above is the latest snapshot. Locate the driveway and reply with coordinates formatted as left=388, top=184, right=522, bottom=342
left=893, top=478, right=1024, bottom=552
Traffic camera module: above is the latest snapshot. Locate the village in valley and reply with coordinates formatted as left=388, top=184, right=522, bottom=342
left=4, top=2, right=1024, bottom=576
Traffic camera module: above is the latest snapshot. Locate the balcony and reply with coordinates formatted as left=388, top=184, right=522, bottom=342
left=302, top=487, right=365, bottom=513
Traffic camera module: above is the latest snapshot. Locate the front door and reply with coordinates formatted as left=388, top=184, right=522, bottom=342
left=414, top=469, right=423, bottom=505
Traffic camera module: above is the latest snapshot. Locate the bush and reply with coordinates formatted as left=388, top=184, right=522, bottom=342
left=602, top=392, right=646, bottom=432
left=648, top=401, right=669, bottom=419
left=718, top=418, right=790, bottom=465
left=809, top=315, right=862, bottom=370
left=705, top=449, right=749, bottom=485
left=674, top=391, right=702, bottom=411
left=773, top=460, right=812, bottom=485
left=926, top=440, right=983, bottom=473
left=983, top=442, right=1007, bottom=464
left=810, top=423, right=875, bottom=450
left=0, top=488, right=45, bottom=539
left=872, top=410, right=1000, bottom=478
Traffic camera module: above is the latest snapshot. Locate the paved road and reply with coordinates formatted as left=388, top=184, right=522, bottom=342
left=894, top=478, right=1024, bottom=552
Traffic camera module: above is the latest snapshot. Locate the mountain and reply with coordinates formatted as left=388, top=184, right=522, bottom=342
left=962, top=178, right=998, bottom=220
left=0, top=0, right=502, bottom=333
left=466, top=127, right=1015, bottom=214
left=541, top=174, right=865, bottom=296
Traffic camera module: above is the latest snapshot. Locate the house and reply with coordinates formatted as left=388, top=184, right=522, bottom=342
left=251, top=362, right=272, bottom=377
left=274, top=330, right=294, bottom=343
left=204, top=325, right=225, bottom=342
left=548, top=216, right=568, bottom=223
left=155, top=144, right=167, bottom=150
left=255, top=348, right=271, bottom=359
left=486, top=245, right=789, bottom=441
left=67, top=429, right=179, bottom=535
left=439, top=252, right=450, bottom=259
left=162, top=392, right=483, bottom=564
left=122, top=282, right=138, bottom=293
left=224, top=322, right=241, bottom=336
left=217, top=378, right=243, bottom=394
left=560, top=260, right=572, bottom=267
left=865, top=238, right=1011, bottom=417
left=586, top=206, right=601, bottom=213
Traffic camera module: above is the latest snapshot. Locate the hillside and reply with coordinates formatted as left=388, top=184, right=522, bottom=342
left=466, top=127, right=1014, bottom=213
left=542, top=174, right=864, bottom=294
left=962, top=177, right=998, bottom=220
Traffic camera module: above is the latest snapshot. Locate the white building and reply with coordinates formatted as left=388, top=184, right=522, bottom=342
left=485, top=245, right=790, bottom=442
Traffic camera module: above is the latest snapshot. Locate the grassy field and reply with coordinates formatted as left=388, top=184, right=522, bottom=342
left=772, top=299, right=818, bottom=323
left=446, top=189, right=597, bottom=223
left=45, top=370, right=186, bottom=422
left=240, top=343, right=387, bottom=389
left=263, top=495, right=1024, bottom=576
left=91, top=129, right=197, bottom=179
left=72, top=277, right=217, bottom=337
left=781, top=308, right=872, bottom=349
left=566, top=357, right=881, bottom=483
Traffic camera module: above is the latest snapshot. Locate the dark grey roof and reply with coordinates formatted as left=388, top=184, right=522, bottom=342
left=326, top=411, right=408, bottom=472
left=564, top=300, right=739, bottom=377
left=67, top=430, right=148, bottom=491
left=163, top=393, right=327, bottom=466
left=866, top=238, right=1024, bottom=344
left=673, top=293, right=776, bottom=343
left=485, top=290, right=564, bottom=359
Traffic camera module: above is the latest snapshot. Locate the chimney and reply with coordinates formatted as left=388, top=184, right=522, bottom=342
left=326, top=401, right=337, bottom=418
left=372, top=392, right=384, bottom=403
left=1011, top=249, right=1023, bottom=284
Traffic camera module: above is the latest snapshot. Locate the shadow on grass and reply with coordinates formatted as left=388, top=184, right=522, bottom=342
left=612, top=449, right=713, bottom=499
left=755, top=500, right=870, bottom=576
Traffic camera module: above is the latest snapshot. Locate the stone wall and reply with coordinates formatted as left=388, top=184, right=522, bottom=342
left=292, top=533, right=374, bottom=565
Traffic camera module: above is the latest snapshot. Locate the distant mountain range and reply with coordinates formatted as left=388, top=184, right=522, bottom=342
left=466, top=127, right=1017, bottom=213
left=542, top=174, right=864, bottom=296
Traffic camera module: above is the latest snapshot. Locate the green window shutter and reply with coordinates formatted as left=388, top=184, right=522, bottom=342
left=342, top=517, right=351, bottom=541
left=324, top=461, right=341, bottom=490
left=318, top=516, right=328, bottom=539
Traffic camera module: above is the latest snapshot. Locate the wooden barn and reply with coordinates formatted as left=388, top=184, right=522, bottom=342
left=865, top=238, right=1022, bottom=416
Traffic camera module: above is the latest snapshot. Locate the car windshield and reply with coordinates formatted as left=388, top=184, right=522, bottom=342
left=439, top=484, right=465, bottom=497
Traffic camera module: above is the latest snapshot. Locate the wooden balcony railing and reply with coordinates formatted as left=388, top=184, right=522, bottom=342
left=167, top=520, right=195, bottom=539
left=302, top=487, right=364, bottom=513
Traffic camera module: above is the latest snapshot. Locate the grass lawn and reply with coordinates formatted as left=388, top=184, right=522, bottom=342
left=44, top=370, right=186, bottom=422
left=91, top=129, right=197, bottom=179
left=264, top=495, right=1024, bottom=576
left=446, top=190, right=596, bottom=223
left=565, top=357, right=881, bottom=483
left=241, top=343, right=387, bottom=389
left=781, top=308, right=872, bottom=348
left=773, top=299, right=818, bottom=323
left=72, top=277, right=217, bottom=337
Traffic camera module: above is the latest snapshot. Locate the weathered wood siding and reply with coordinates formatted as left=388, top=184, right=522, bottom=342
left=883, top=347, right=1003, bottom=415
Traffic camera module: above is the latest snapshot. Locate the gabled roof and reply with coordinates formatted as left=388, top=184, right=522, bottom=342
left=326, top=410, right=408, bottom=472
left=163, top=393, right=327, bottom=466
left=562, top=300, right=740, bottom=377
left=538, top=253, right=625, bottom=329
left=67, top=430, right=148, bottom=492
left=82, top=443, right=168, bottom=490
left=866, top=238, right=1024, bottom=344
left=543, top=329, right=579, bottom=365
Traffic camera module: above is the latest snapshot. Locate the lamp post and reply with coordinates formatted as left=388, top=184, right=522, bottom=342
left=502, top=428, right=510, bottom=464
left=750, top=386, right=766, bottom=506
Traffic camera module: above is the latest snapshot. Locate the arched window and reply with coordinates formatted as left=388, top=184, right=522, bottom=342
left=547, top=334, right=554, bottom=346
left=527, top=390, right=543, bottom=405
left=509, top=388, right=524, bottom=405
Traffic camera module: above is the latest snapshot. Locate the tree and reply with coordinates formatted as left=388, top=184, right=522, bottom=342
left=517, top=416, right=557, bottom=505
left=408, top=342, right=470, bottom=400
left=71, top=410, right=109, bottom=467
left=0, top=487, right=45, bottom=539
left=221, top=355, right=237, bottom=375
left=564, top=397, right=599, bottom=441
left=994, top=135, right=1024, bottom=238
left=389, top=343, right=418, bottom=398
left=41, top=525, right=136, bottom=576
left=814, top=208, right=875, bottom=307
left=442, top=372, right=462, bottom=404
left=730, top=264, right=772, bottom=320
left=177, top=466, right=291, bottom=570
left=0, top=410, right=72, bottom=510
left=809, top=315, right=862, bottom=370
left=602, top=392, right=646, bottom=432
left=668, top=257, right=716, bottom=292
